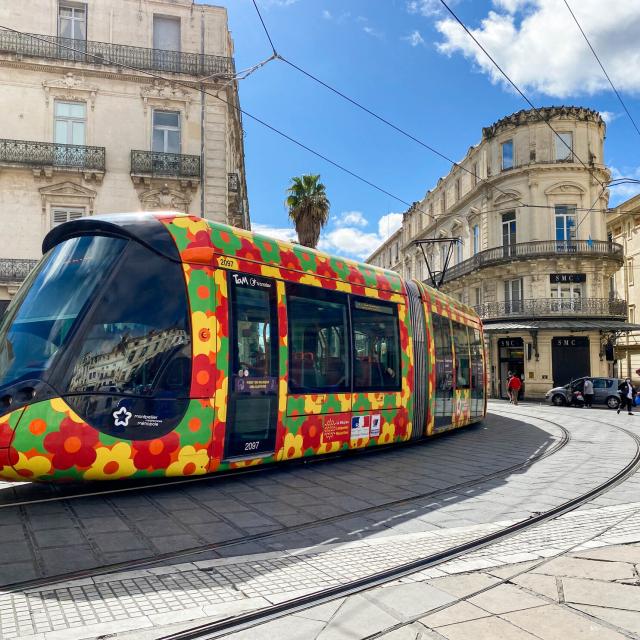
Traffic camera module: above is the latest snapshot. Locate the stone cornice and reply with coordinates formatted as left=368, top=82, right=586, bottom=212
left=483, top=106, right=605, bottom=140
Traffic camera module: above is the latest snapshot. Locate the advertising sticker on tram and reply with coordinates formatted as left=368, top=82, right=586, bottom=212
left=351, top=415, right=371, bottom=440
left=323, top=414, right=351, bottom=443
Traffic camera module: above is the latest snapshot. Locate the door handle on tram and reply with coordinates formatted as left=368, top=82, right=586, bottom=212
left=0, top=395, right=11, bottom=409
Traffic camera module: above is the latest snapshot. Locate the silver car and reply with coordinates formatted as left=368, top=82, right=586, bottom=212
left=545, top=377, right=622, bottom=409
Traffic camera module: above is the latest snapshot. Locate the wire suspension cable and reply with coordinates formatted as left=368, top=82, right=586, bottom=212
left=437, top=0, right=608, bottom=193
left=563, top=0, right=640, bottom=141
left=251, top=0, right=278, bottom=56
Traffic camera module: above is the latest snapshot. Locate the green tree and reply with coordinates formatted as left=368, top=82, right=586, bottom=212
left=286, top=174, right=330, bottom=248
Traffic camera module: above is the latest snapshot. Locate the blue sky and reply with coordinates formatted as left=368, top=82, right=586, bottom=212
left=203, top=0, right=640, bottom=259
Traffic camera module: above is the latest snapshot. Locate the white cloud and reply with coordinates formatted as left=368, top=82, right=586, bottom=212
left=322, top=9, right=332, bottom=20
left=435, top=0, right=640, bottom=97
left=377, top=212, right=403, bottom=238
left=403, top=30, right=425, bottom=47
left=609, top=166, right=640, bottom=205
left=363, top=25, right=383, bottom=39
left=407, top=0, right=443, bottom=17
left=264, top=0, right=298, bottom=6
left=251, top=223, right=297, bottom=242
left=600, top=111, right=619, bottom=124
left=335, top=210, right=368, bottom=227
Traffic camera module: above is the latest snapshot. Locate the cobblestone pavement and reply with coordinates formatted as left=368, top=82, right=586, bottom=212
left=1, top=402, right=640, bottom=639
left=0, top=410, right=562, bottom=586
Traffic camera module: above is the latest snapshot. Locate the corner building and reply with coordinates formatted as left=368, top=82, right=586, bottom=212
left=0, top=0, right=250, bottom=312
left=368, top=107, right=635, bottom=399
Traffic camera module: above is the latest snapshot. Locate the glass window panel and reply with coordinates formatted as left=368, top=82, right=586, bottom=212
left=55, top=102, right=70, bottom=118
left=72, top=121, right=85, bottom=145
left=352, top=299, right=400, bottom=392
left=54, top=120, right=68, bottom=144
left=63, top=242, right=191, bottom=398
left=453, top=322, right=471, bottom=389
left=556, top=132, right=573, bottom=160
left=433, top=314, right=453, bottom=419
left=152, top=128, right=165, bottom=153
left=153, top=111, right=180, bottom=128
left=69, top=103, right=85, bottom=118
left=502, top=140, right=514, bottom=169
left=287, top=284, right=349, bottom=393
left=166, top=129, right=180, bottom=153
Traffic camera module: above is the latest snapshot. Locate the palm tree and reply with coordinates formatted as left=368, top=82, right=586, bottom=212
left=286, top=174, right=330, bottom=248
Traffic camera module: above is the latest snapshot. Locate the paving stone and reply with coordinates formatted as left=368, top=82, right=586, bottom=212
left=419, top=601, right=491, bottom=628
left=90, top=533, right=151, bottom=554
left=225, top=614, right=326, bottom=640
left=532, top=557, right=636, bottom=581
left=562, top=576, right=640, bottom=610
left=509, top=573, right=561, bottom=602
left=571, top=604, right=640, bottom=635
left=572, top=544, right=640, bottom=564
left=435, top=615, right=540, bottom=639
left=32, top=528, right=87, bottom=549
left=428, top=572, right=502, bottom=598
left=467, top=583, right=547, bottom=614
left=503, top=603, right=629, bottom=640
left=294, top=598, right=345, bottom=623
left=364, top=582, right=456, bottom=620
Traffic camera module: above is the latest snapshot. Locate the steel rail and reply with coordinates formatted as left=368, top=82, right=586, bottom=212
left=154, top=409, right=640, bottom=640
left=2, top=415, right=568, bottom=592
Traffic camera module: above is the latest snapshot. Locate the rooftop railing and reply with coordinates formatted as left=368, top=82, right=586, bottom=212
left=443, top=239, right=624, bottom=283
left=0, top=30, right=234, bottom=77
left=130, top=150, right=200, bottom=179
left=475, top=297, right=628, bottom=321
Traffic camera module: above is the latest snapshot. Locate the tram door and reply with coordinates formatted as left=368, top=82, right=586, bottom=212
left=433, top=313, right=454, bottom=431
left=225, top=273, right=279, bottom=459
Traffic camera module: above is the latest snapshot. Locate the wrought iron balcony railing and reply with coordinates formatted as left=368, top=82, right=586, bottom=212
left=0, top=259, right=38, bottom=284
left=0, top=30, right=234, bottom=77
left=443, top=239, right=624, bottom=283
left=475, top=297, right=628, bottom=321
left=0, top=139, right=105, bottom=171
left=130, top=150, right=200, bottom=179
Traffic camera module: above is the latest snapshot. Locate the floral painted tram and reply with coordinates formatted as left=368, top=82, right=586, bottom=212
left=0, top=213, right=486, bottom=482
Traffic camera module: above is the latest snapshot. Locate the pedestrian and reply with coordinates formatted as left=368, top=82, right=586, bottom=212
left=583, top=378, right=594, bottom=408
left=618, top=378, right=635, bottom=415
left=507, top=372, right=522, bottom=405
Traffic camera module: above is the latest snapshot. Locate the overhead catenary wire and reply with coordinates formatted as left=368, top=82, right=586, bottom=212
left=437, top=0, right=609, bottom=194
left=563, top=0, right=640, bottom=141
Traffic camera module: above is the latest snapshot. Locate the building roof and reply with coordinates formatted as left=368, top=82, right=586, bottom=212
left=483, top=320, right=640, bottom=332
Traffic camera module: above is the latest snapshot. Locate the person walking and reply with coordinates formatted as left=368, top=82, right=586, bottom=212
left=583, top=378, right=594, bottom=408
left=618, top=378, right=635, bottom=415
left=508, top=372, right=522, bottom=405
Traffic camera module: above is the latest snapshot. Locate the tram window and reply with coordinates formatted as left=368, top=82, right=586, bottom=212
left=453, top=322, right=471, bottom=389
left=351, top=299, right=401, bottom=392
left=62, top=242, right=191, bottom=398
left=433, top=314, right=453, bottom=392
left=287, top=284, right=349, bottom=393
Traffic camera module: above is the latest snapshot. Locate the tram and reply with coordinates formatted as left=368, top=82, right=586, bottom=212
left=0, top=213, right=486, bottom=482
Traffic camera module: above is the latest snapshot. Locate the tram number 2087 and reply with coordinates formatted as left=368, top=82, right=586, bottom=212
left=244, top=441, right=261, bottom=452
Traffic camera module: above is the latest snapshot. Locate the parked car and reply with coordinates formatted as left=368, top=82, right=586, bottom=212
left=545, top=377, right=622, bottom=409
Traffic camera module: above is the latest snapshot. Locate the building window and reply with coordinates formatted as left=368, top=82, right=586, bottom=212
left=440, top=243, right=447, bottom=271
left=52, top=207, right=85, bottom=227
left=54, top=101, right=86, bottom=145
left=555, top=205, right=577, bottom=242
left=58, top=3, right=87, bottom=40
left=441, top=194, right=446, bottom=214
left=455, top=178, right=461, bottom=201
left=504, top=278, right=523, bottom=313
left=456, top=239, right=463, bottom=264
left=502, top=212, right=516, bottom=256
left=152, top=110, right=181, bottom=153
left=472, top=286, right=482, bottom=307
left=555, top=132, right=573, bottom=161
left=551, top=282, right=582, bottom=311
left=628, top=258, right=634, bottom=286
left=153, top=14, right=181, bottom=51
left=630, top=305, right=636, bottom=324
left=473, top=162, right=479, bottom=185
left=501, top=139, right=514, bottom=170
left=472, top=224, right=480, bottom=255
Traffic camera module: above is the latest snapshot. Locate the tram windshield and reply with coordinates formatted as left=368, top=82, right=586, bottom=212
left=0, top=236, right=126, bottom=389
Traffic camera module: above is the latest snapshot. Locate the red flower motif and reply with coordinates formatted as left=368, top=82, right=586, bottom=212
left=394, top=410, right=408, bottom=438
left=132, top=432, right=180, bottom=470
left=236, top=238, right=262, bottom=262
left=279, top=249, right=302, bottom=271
left=315, top=258, right=335, bottom=279
left=187, top=229, right=214, bottom=250
left=43, top=418, right=98, bottom=470
left=300, top=416, right=323, bottom=450
left=0, top=420, right=15, bottom=449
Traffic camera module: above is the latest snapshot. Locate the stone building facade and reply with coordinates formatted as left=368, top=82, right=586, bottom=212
left=608, top=194, right=640, bottom=379
left=0, top=0, right=249, bottom=312
left=368, top=107, right=634, bottom=399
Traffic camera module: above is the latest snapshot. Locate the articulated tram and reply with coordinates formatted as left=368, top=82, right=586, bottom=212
left=0, top=213, right=486, bottom=482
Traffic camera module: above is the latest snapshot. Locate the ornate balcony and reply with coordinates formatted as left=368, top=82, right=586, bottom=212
left=0, top=31, right=233, bottom=78
left=475, top=297, right=628, bottom=321
left=0, top=259, right=38, bottom=284
left=443, top=240, right=624, bottom=284
left=130, top=150, right=200, bottom=179
left=0, top=139, right=105, bottom=173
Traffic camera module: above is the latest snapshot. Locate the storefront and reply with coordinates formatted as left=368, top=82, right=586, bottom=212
left=551, top=336, right=590, bottom=386
left=497, top=337, right=524, bottom=399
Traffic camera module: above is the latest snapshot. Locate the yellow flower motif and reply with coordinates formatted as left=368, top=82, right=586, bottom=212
left=231, top=458, right=264, bottom=469
left=166, top=446, right=209, bottom=477
left=215, top=268, right=228, bottom=299
left=280, top=432, right=304, bottom=460
left=172, top=216, right=208, bottom=236
left=335, top=280, right=352, bottom=293
left=192, top=310, right=216, bottom=357
left=319, top=441, right=342, bottom=454
left=215, top=385, right=228, bottom=421
left=261, top=266, right=282, bottom=280
left=377, top=421, right=395, bottom=445
left=50, top=397, right=71, bottom=414
left=84, top=443, right=136, bottom=481
left=13, top=452, right=53, bottom=480
left=299, top=274, right=322, bottom=288
left=304, top=395, right=326, bottom=414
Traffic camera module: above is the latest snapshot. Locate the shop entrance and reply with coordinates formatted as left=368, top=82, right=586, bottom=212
left=552, top=336, right=590, bottom=386
left=498, top=337, right=524, bottom=399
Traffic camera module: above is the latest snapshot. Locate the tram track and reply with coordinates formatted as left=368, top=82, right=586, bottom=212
left=3, top=414, right=568, bottom=592
left=153, top=408, right=640, bottom=640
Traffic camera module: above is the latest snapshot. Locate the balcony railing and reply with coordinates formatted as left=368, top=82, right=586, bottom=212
left=0, top=259, right=38, bottom=284
left=443, top=240, right=624, bottom=283
left=130, top=150, right=200, bottom=179
left=475, top=297, right=628, bottom=321
left=0, top=30, right=234, bottom=77
left=0, top=139, right=105, bottom=172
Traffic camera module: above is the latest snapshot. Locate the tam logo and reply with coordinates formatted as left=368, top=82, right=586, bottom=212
left=113, top=406, right=132, bottom=427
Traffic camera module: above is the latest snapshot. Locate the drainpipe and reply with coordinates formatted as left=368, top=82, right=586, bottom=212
left=200, top=7, right=206, bottom=218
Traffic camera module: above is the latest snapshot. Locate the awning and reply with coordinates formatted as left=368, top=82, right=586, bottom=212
left=482, top=320, right=640, bottom=332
